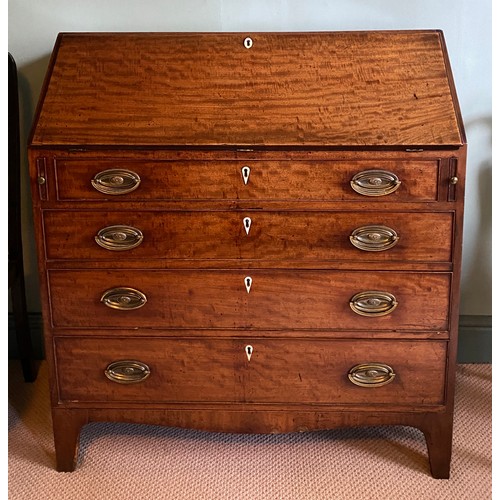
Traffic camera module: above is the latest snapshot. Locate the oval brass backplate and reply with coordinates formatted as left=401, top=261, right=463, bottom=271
left=349, top=291, right=398, bottom=317
left=350, top=225, right=399, bottom=252
left=95, top=225, right=144, bottom=251
left=91, top=169, right=141, bottom=195
left=348, top=363, right=396, bottom=387
left=100, top=287, right=147, bottom=310
left=350, top=169, right=401, bottom=197
left=105, top=360, right=151, bottom=384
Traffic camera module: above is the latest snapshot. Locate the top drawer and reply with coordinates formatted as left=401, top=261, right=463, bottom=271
left=53, top=159, right=439, bottom=202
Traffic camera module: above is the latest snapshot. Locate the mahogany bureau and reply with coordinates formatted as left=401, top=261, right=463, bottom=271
left=28, top=31, right=466, bottom=477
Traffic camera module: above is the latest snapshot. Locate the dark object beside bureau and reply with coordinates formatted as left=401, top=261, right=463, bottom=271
left=28, top=31, right=466, bottom=477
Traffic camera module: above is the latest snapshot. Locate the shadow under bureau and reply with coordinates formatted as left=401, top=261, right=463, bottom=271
left=28, top=31, right=466, bottom=477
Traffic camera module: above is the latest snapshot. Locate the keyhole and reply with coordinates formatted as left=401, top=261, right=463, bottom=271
left=243, top=37, right=253, bottom=49
left=243, top=217, right=252, bottom=235
left=245, top=345, right=253, bottom=361
left=241, top=166, right=250, bottom=185
left=245, top=276, right=252, bottom=293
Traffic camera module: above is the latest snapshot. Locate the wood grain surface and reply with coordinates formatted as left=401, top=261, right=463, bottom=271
left=47, top=269, right=450, bottom=330
left=54, top=336, right=447, bottom=405
left=28, top=31, right=466, bottom=477
left=52, top=158, right=440, bottom=202
left=43, top=210, right=453, bottom=263
left=30, top=31, right=463, bottom=148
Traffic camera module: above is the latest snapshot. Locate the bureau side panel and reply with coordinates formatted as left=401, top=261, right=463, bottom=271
left=28, top=150, right=59, bottom=404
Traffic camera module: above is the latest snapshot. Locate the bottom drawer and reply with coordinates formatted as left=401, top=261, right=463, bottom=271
left=55, top=337, right=447, bottom=406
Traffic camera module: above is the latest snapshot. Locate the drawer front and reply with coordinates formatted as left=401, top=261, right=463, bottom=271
left=55, top=337, right=447, bottom=405
left=54, top=159, right=439, bottom=202
left=48, top=270, right=450, bottom=330
left=43, top=210, right=453, bottom=263
left=44, top=210, right=453, bottom=263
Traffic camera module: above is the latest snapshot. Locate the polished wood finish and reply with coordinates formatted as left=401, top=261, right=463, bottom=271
left=43, top=210, right=453, bottom=262
left=29, top=32, right=466, bottom=476
left=48, top=269, right=450, bottom=330
left=53, top=159, right=441, bottom=202
left=49, top=407, right=454, bottom=476
left=30, top=32, right=463, bottom=148
left=55, top=337, right=447, bottom=405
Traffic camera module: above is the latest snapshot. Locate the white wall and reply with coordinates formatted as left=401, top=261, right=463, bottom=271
left=8, top=0, right=492, bottom=315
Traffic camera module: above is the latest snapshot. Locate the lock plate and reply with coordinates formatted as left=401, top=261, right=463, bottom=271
left=245, top=345, right=253, bottom=361
left=243, top=217, right=252, bottom=235
left=241, top=166, right=251, bottom=185
left=244, top=276, right=253, bottom=293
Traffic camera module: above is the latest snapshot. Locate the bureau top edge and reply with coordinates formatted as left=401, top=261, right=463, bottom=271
left=29, top=31, right=465, bottom=149
left=27, top=144, right=466, bottom=153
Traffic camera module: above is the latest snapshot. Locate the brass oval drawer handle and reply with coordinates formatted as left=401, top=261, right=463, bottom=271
left=348, top=363, right=395, bottom=387
left=100, top=287, right=147, bottom=310
left=350, top=225, right=399, bottom=252
left=349, top=291, right=398, bottom=317
left=95, top=225, right=144, bottom=251
left=105, top=360, right=151, bottom=384
left=91, top=169, right=141, bottom=195
left=350, top=169, right=401, bottom=197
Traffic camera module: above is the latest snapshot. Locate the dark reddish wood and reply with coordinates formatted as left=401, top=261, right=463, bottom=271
left=52, top=158, right=440, bottom=202
left=28, top=32, right=466, bottom=478
left=51, top=408, right=89, bottom=472
left=46, top=328, right=449, bottom=341
left=49, top=406, right=455, bottom=476
left=43, top=210, right=453, bottom=263
left=47, top=269, right=451, bottom=331
left=54, top=336, right=447, bottom=405
left=33, top=148, right=460, bottom=210
left=421, top=412, right=454, bottom=479
left=30, top=32, right=462, bottom=149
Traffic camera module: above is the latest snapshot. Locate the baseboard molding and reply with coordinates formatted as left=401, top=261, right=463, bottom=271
left=456, top=315, right=492, bottom=363
left=8, top=313, right=492, bottom=363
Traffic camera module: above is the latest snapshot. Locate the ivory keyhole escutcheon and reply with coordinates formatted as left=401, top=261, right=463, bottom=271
left=245, top=345, right=253, bottom=361
left=245, top=276, right=252, bottom=293
left=243, top=217, right=252, bottom=235
left=241, top=166, right=250, bottom=185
